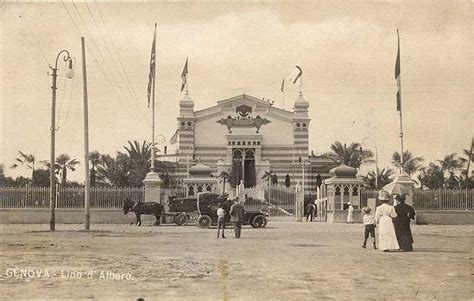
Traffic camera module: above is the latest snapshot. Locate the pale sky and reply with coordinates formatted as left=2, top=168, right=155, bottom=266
left=1, top=1, right=473, bottom=181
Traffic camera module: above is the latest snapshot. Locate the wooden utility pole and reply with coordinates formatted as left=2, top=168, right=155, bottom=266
left=81, top=37, right=91, bottom=231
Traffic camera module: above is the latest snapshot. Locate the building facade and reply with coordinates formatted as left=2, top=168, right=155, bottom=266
left=172, top=92, right=334, bottom=194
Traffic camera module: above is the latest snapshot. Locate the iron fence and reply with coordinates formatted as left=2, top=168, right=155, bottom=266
left=1, top=186, right=472, bottom=211
left=412, top=189, right=473, bottom=210
left=0, top=186, right=145, bottom=209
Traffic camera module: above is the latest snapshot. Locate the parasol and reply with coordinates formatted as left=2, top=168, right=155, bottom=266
left=382, top=181, right=410, bottom=196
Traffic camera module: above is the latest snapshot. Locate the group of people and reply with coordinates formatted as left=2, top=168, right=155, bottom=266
left=216, top=197, right=245, bottom=239
left=361, top=190, right=416, bottom=252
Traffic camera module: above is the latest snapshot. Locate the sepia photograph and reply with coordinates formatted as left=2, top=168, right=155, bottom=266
left=1, top=1, right=473, bottom=300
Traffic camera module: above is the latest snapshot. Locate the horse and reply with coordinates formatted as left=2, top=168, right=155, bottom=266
left=122, top=198, right=164, bottom=226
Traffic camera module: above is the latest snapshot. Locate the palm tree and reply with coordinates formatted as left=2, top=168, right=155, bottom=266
left=459, top=138, right=473, bottom=178
left=391, top=151, right=424, bottom=176
left=89, top=151, right=101, bottom=187
left=55, top=154, right=80, bottom=186
left=122, top=140, right=154, bottom=186
left=437, top=153, right=463, bottom=188
left=10, top=151, right=37, bottom=178
left=217, top=171, right=231, bottom=193
left=365, top=167, right=396, bottom=189
left=95, top=154, right=130, bottom=187
left=328, top=141, right=374, bottom=168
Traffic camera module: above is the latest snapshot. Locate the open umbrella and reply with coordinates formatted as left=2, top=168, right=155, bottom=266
left=382, top=181, right=410, bottom=196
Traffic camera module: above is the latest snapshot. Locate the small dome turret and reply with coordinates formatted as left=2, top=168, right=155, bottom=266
left=189, top=163, right=212, bottom=177
left=329, top=164, right=357, bottom=178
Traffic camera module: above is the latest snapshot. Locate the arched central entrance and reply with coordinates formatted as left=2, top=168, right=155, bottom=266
left=231, top=148, right=256, bottom=188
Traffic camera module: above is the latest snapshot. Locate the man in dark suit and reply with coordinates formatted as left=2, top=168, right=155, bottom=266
left=229, top=197, right=245, bottom=238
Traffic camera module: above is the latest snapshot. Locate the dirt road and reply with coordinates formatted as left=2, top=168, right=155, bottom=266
left=1, top=221, right=472, bottom=300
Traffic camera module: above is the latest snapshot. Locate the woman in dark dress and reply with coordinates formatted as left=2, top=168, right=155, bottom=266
left=393, top=194, right=416, bottom=251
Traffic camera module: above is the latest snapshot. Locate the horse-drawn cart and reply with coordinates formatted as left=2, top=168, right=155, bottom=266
left=166, top=195, right=198, bottom=226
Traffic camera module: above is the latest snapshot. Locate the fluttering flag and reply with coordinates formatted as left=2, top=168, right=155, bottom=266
left=169, top=129, right=178, bottom=145
left=288, top=58, right=302, bottom=85
left=146, top=25, right=157, bottom=108
left=395, top=29, right=401, bottom=112
left=180, top=57, right=188, bottom=92
left=280, top=78, right=285, bottom=92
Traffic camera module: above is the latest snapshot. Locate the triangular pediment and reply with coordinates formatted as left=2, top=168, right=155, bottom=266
left=194, top=94, right=293, bottom=121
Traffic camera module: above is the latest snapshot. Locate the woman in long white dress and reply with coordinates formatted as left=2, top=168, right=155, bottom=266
left=375, top=190, right=400, bottom=251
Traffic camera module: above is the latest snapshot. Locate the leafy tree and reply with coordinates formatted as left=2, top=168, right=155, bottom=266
left=391, top=151, right=424, bottom=176
left=417, top=163, right=445, bottom=189
left=364, top=167, right=396, bottom=189
left=55, top=154, right=80, bottom=186
left=122, top=140, right=153, bottom=186
left=0, top=164, right=8, bottom=186
left=328, top=141, right=374, bottom=168
left=31, top=169, right=50, bottom=187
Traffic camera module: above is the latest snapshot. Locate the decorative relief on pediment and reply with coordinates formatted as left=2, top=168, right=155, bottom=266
left=216, top=114, right=271, bottom=133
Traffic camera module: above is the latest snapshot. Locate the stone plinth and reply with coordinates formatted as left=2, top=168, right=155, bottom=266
left=143, top=171, right=162, bottom=203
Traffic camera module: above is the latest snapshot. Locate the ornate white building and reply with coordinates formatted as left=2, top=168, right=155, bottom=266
left=173, top=92, right=321, bottom=191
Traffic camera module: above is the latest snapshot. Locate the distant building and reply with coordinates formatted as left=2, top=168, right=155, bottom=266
left=162, top=92, right=336, bottom=194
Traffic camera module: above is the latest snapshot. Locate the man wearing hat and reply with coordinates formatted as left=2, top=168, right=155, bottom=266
left=229, top=196, right=245, bottom=238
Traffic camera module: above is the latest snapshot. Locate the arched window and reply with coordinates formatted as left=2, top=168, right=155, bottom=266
left=344, top=186, right=349, bottom=196
left=352, top=186, right=358, bottom=196
left=188, top=185, right=194, bottom=196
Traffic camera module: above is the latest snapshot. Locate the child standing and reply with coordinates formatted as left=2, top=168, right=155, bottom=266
left=217, top=203, right=226, bottom=239
left=361, top=206, right=377, bottom=249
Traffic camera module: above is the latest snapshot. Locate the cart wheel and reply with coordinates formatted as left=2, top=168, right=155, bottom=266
left=252, top=215, right=267, bottom=228
left=174, top=213, right=189, bottom=226
left=197, top=215, right=212, bottom=229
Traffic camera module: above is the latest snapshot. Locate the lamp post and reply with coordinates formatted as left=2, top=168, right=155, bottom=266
left=49, top=50, right=74, bottom=231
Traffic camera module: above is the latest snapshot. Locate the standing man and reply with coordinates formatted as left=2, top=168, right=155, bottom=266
left=229, top=197, right=245, bottom=238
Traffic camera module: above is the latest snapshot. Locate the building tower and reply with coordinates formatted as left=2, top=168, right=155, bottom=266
left=177, top=92, right=195, bottom=176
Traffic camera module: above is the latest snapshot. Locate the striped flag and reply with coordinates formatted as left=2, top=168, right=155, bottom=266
left=180, top=57, right=188, bottom=92
left=169, top=129, right=179, bottom=145
left=395, top=29, right=401, bottom=112
left=147, top=25, right=157, bottom=108
left=280, top=78, right=285, bottom=92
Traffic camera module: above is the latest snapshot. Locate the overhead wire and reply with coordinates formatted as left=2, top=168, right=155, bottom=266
left=84, top=2, right=142, bottom=112
left=15, top=1, right=49, bottom=65
left=61, top=0, right=143, bottom=122
left=93, top=1, right=140, bottom=97
left=57, top=75, right=76, bottom=131
left=69, top=1, right=144, bottom=122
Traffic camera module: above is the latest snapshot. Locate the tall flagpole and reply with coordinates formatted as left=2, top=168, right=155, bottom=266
left=396, top=29, right=404, bottom=170
left=151, top=23, right=157, bottom=172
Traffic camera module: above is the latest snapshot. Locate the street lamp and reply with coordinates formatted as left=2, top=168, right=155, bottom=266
left=49, top=50, right=74, bottom=231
